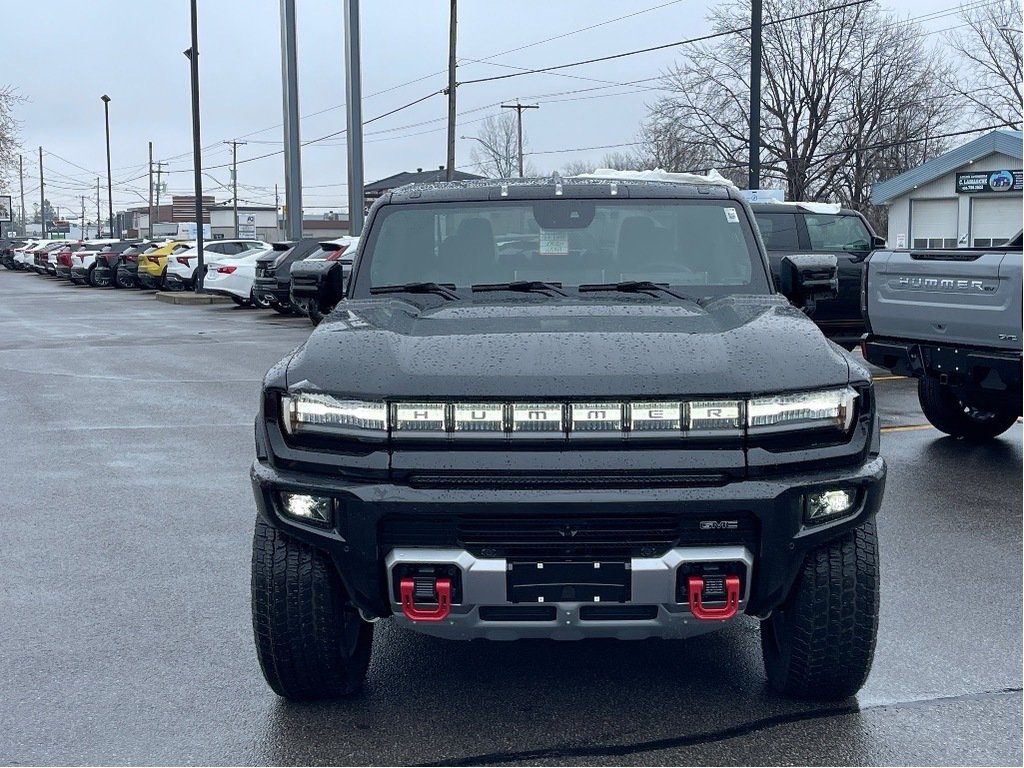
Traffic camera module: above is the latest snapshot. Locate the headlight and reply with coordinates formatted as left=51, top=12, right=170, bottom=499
left=281, top=392, right=386, bottom=436
left=747, top=387, right=857, bottom=434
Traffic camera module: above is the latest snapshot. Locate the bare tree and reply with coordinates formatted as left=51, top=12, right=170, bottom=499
left=469, top=113, right=535, bottom=178
left=643, top=0, right=954, bottom=206
left=947, top=0, right=1023, bottom=128
left=834, top=11, right=958, bottom=226
left=0, top=87, right=24, bottom=193
left=560, top=159, right=596, bottom=176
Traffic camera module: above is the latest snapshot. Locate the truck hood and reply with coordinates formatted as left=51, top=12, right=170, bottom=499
left=284, top=296, right=852, bottom=398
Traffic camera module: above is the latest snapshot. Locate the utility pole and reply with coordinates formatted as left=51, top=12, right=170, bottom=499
left=343, top=0, right=364, bottom=235
left=186, top=0, right=205, bottom=291
left=101, top=95, right=114, bottom=238
left=748, top=0, right=762, bottom=190
left=19, top=154, right=25, bottom=236
left=280, top=0, right=303, bottom=240
left=38, top=146, right=45, bottom=239
left=274, top=183, right=280, bottom=234
left=80, top=195, right=85, bottom=240
left=154, top=161, right=166, bottom=220
left=445, top=0, right=457, bottom=181
left=501, top=101, right=539, bottom=178
left=148, top=141, right=154, bottom=240
left=225, top=140, right=247, bottom=237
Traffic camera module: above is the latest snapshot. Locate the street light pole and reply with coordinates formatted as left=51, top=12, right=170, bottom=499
left=280, top=0, right=303, bottom=240
left=101, top=95, right=114, bottom=237
left=186, top=0, right=205, bottom=291
left=343, top=0, right=364, bottom=235
left=748, top=0, right=762, bottom=191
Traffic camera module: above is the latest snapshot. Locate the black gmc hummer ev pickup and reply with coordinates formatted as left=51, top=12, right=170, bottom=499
left=250, top=176, right=886, bottom=702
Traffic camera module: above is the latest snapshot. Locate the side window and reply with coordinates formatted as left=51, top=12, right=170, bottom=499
left=805, top=214, right=871, bottom=251
left=754, top=213, right=800, bottom=250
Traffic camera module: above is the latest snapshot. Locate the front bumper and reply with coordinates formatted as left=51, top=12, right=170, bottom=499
left=251, top=453, right=886, bottom=627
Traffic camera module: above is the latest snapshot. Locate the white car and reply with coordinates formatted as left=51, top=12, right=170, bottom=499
left=203, top=247, right=275, bottom=307
left=16, top=239, right=58, bottom=270
left=12, top=240, right=41, bottom=268
left=164, top=239, right=271, bottom=291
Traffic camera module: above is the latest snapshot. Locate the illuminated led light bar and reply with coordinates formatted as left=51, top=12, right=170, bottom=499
left=281, top=392, right=386, bottom=435
left=688, top=400, right=743, bottom=431
left=747, top=388, right=857, bottom=432
left=452, top=403, right=504, bottom=432
left=571, top=403, right=623, bottom=432
left=392, top=402, right=446, bottom=432
left=511, top=403, right=563, bottom=432
left=629, top=402, right=683, bottom=433
left=280, top=388, right=858, bottom=439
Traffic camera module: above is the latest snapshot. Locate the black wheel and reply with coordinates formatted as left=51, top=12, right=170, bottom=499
left=761, top=521, right=879, bottom=700
left=159, top=267, right=169, bottom=291
left=86, top=265, right=99, bottom=286
left=251, top=516, right=373, bottom=700
left=917, top=379, right=1018, bottom=440
left=115, top=271, right=135, bottom=289
left=251, top=289, right=272, bottom=309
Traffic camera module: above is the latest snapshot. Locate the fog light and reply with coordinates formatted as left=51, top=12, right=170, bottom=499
left=280, top=492, right=332, bottom=525
left=805, top=489, right=856, bottom=524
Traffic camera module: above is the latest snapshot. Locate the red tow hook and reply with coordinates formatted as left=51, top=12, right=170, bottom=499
left=399, top=577, right=452, bottom=622
left=687, top=574, right=741, bottom=621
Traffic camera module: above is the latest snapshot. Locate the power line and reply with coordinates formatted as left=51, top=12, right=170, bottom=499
left=458, top=0, right=877, bottom=86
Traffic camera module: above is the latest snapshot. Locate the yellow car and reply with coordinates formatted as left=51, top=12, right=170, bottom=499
left=137, top=240, right=193, bottom=289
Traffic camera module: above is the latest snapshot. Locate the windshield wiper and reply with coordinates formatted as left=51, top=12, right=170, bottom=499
left=471, top=280, right=567, bottom=296
left=577, top=281, right=690, bottom=300
left=370, top=282, right=460, bottom=300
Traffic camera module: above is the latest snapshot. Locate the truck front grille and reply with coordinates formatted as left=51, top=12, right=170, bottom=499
left=378, top=512, right=757, bottom=559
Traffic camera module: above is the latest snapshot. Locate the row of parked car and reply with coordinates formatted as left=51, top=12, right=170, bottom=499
left=0, top=234, right=359, bottom=324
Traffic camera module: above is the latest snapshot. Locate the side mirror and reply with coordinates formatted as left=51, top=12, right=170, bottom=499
left=871, top=235, right=886, bottom=250
left=778, top=254, right=838, bottom=315
left=319, top=262, right=351, bottom=312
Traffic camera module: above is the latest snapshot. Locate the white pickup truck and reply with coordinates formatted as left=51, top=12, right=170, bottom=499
left=862, top=231, right=1022, bottom=439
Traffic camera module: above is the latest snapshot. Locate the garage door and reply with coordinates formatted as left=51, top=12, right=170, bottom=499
left=911, top=199, right=958, bottom=248
left=971, top=197, right=1022, bottom=247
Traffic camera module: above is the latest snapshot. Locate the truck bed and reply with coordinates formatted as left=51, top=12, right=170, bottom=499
left=864, top=243, right=1022, bottom=351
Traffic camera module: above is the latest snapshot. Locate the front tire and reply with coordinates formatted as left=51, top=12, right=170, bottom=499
left=251, top=516, right=373, bottom=700
left=761, top=521, right=879, bottom=700
left=917, top=379, right=1018, bottom=440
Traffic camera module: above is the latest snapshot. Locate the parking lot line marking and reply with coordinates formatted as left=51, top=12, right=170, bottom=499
left=881, top=424, right=933, bottom=433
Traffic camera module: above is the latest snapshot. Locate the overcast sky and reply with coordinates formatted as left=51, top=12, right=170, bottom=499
left=5, top=0, right=965, bottom=220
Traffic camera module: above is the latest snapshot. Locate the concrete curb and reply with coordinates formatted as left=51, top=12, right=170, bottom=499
left=154, top=291, right=234, bottom=306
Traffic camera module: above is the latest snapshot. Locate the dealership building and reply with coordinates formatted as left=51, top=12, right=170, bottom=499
left=871, top=129, right=1022, bottom=249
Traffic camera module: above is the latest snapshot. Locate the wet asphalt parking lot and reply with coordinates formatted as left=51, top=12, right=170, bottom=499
left=1, top=272, right=1021, bottom=767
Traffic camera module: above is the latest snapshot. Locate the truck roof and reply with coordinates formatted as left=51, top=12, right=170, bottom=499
left=385, top=176, right=737, bottom=204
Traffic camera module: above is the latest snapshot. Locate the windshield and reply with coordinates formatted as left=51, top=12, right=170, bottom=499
left=354, top=200, right=769, bottom=298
